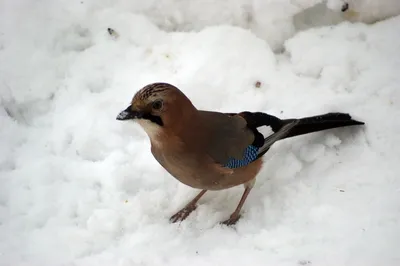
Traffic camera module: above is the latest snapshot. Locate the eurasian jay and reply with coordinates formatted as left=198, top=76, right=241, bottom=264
left=117, top=82, right=364, bottom=225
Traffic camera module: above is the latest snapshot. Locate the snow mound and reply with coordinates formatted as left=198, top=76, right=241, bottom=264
left=1, top=0, right=400, bottom=265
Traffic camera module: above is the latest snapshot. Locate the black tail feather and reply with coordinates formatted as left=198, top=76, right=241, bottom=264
left=281, top=112, right=364, bottom=140
left=237, top=111, right=364, bottom=158
left=250, top=112, right=364, bottom=159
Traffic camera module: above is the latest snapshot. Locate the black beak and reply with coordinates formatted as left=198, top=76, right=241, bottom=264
left=116, top=105, right=143, bottom=120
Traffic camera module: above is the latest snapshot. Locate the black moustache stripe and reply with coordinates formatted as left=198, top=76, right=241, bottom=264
left=142, top=113, right=164, bottom=126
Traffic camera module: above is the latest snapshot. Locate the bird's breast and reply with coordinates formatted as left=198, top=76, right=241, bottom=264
left=150, top=145, right=263, bottom=190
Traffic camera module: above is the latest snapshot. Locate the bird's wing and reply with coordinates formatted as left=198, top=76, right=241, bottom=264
left=224, top=111, right=284, bottom=149
left=231, top=112, right=299, bottom=158
left=197, top=111, right=255, bottom=165
left=197, top=111, right=298, bottom=168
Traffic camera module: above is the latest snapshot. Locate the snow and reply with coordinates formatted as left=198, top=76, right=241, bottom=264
left=1, top=0, right=400, bottom=265
left=342, top=0, right=400, bottom=23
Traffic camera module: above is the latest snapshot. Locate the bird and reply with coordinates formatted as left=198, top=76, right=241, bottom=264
left=116, top=82, right=364, bottom=225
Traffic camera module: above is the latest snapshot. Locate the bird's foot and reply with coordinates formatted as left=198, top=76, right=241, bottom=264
left=220, top=213, right=241, bottom=226
left=170, top=204, right=197, bottom=223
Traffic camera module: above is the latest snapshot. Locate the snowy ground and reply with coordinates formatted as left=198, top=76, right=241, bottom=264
left=1, top=0, right=400, bottom=265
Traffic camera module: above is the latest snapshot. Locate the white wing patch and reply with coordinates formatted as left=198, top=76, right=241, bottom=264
left=257, top=120, right=300, bottom=155
left=257, top=125, right=274, bottom=139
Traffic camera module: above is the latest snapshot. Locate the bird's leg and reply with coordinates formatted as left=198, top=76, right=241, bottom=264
left=170, top=189, right=207, bottom=223
left=221, top=186, right=252, bottom=226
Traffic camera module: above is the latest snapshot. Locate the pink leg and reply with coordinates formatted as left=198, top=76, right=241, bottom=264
left=221, top=185, right=253, bottom=226
left=170, top=189, right=207, bottom=223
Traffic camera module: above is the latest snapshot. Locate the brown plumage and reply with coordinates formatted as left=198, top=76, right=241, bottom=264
left=117, top=82, right=365, bottom=225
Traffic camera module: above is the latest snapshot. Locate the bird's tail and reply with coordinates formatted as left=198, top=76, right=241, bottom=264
left=280, top=112, right=364, bottom=139
left=255, top=112, right=364, bottom=158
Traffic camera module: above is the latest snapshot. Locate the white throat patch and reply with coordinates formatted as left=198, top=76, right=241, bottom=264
left=137, top=119, right=162, bottom=142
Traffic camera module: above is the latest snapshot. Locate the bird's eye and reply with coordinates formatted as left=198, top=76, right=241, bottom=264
left=152, top=100, right=163, bottom=110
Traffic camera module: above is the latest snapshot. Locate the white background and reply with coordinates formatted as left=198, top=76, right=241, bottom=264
left=1, top=0, right=400, bottom=265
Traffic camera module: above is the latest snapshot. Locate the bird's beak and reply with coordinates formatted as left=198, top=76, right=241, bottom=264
left=116, top=105, right=143, bottom=120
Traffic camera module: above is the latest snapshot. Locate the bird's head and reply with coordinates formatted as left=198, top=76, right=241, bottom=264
left=117, top=82, right=195, bottom=138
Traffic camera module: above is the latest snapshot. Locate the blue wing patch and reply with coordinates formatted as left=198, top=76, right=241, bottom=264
left=223, top=145, right=259, bottom=169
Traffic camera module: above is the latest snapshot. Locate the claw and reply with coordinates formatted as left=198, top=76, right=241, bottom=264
left=220, top=214, right=241, bottom=226
left=170, top=204, right=197, bottom=223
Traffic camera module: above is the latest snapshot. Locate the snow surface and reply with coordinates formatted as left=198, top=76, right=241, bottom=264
left=1, top=0, right=400, bottom=265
